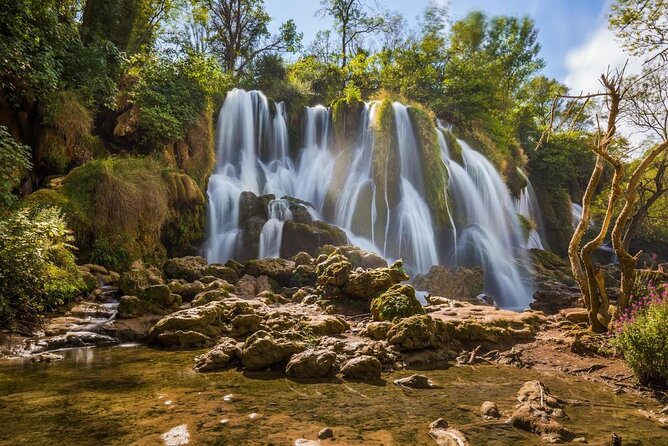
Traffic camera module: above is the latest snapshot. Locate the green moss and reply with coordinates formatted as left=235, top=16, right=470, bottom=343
left=371, top=99, right=400, bottom=249
left=23, top=156, right=205, bottom=269
left=408, top=106, right=450, bottom=230
left=370, top=284, right=425, bottom=322
left=440, top=128, right=464, bottom=165
left=331, top=97, right=365, bottom=153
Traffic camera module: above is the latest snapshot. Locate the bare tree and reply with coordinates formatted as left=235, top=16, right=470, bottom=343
left=317, top=0, right=384, bottom=68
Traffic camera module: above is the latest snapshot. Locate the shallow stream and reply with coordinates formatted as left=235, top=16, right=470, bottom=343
left=0, top=346, right=664, bottom=445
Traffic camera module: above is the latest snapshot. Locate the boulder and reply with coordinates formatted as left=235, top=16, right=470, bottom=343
left=386, top=315, right=448, bottom=351
left=194, top=337, right=240, bottom=372
left=480, top=401, right=500, bottom=420
left=370, top=283, right=424, bottom=321
left=243, top=258, right=295, bottom=287
left=191, top=289, right=231, bottom=307
left=291, top=264, right=317, bottom=287
left=319, top=245, right=387, bottom=269
left=360, top=321, right=393, bottom=340
left=531, top=281, right=582, bottom=314
left=393, top=374, right=437, bottom=389
left=340, top=355, right=382, bottom=381
left=316, top=253, right=351, bottom=289
left=240, top=330, right=304, bottom=370
left=413, top=266, right=484, bottom=301
left=428, top=419, right=469, bottom=446
left=148, top=301, right=230, bottom=347
left=178, top=281, right=206, bottom=302
left=118, top=265, right=164, bottom=296
left=508, top=404, right=575, bottom=443
left=230, top=313, right=262, bottom=336
left=291, top=252, right=314, bottom=266
left=163, top=256, right=208, bottom=281
left=285, top=348, right=337, bottom=378
left=559, top=308, right=590, bottom=324
left=204, top=264, right=239, bottom=284
left=343, top=260, right=409, bottom=300
left=300, top=315, right=349, bottom=336
left=280, top=220, right=348, bottom=258
left=138, top=284, right=180, bottom=309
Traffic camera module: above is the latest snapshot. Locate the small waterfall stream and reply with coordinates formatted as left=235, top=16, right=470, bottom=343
left=206, top=89, right=547, bottom=308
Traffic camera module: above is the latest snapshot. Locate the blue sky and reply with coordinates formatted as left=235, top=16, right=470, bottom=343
left=266, top=0, right=637, bottom=92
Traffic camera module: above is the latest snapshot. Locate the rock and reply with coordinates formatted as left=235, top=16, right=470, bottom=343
left=280, top=220, right=348, bottom=258
left=285, top=348, right=337, bottom=378
left=138, top=284, right=181, bottom=309
left=316, top=253, right=351, bottom=289
left=102, top=315, right=162, bottom=342
left=386, top=315, right=447, bottom=351
left=428, top=419, right=469, bottom=446
left=413, top=266, right=484, bottom=301
left=320, top=244, right=387, bottom=269
left=69, top=302, right=116, bottom=319
left=360, top=321, right=393, bottom=340
left=80, top=270, right=98, bottom=292
left=191, top=289, right=231, bottom=307
left=559, top=308, right=589, bottom=324
left=508, top=404, right=575, bottom=443
left=148, top=301, right=231, bottom=348
left=531, top=280, right=582, bottom=314
left=31, top=352, right=64, bottom=363
left=82, top=263, right=108, bottom=275
left=343, top=260, right=410, bottom=300
left=117, top=296, right=148, bottom=318
left=241, top=330, right=304, bottom=370
left=393, top=374, right=437, bottom=389
left=243, top=258, right=295, bottom=287
left=118, top=265, right=164, bottom=296
left=178, top=281, right=206, bottom=302
left=235, top=274, right=257, bottom=299
left=370, top=283, right=425, bottom=321
left=167, top=279, right=185, bottom=295
left=161, top=424, right=190, bottom=446
left=30, top=332, right=118, bottom=353
left=194, top=337, right=240, bottom=372
left=301, top=315, right=349, bottom=336
left=163, top=256, right=208, bottom=281
left=291, top=252, right=313, bottom=266
left=230, top=313, right=262, bottom=336
left=480, top=401, right=500, bottom=420
left=291, top=264, right=317, bottom=288
left=340, top=355, right=382, bottom=381
left=517, top=381, right=560, bottom=408
left=318, top=427, right=334, bottom=440
left=204, top=264, right=239, bottom=284
left=156, top=330, right=212, bottom=349
left=199, top=275, right=218, bottom=284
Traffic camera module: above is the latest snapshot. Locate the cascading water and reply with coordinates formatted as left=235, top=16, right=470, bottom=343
left=206, top=88, right=544, bottom=308
left=515, top=169, right=546, bottom=250
left=438, top=133, right=535, bottom=309
left=258, top=199, right=293, bottom=259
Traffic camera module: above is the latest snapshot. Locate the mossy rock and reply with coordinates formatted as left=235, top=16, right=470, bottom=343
left=118, top=265, right=164, bottom=296
left=163, top=256, right=208, bottom=281
left=370, top=284, right=425, bottom=322
left=342, top=260, right=409, bottom=300
left=331, top=97, right=366, bottom=153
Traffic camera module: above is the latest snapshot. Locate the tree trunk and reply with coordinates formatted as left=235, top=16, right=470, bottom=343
left=611, top=141, right=668, bottom=314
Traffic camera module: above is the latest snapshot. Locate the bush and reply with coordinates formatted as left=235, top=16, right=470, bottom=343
left=613, top=283, right=668, bottom=387
left=0, top=125, right=32, bottom=207
left=0, top=206, right=85, bottom=331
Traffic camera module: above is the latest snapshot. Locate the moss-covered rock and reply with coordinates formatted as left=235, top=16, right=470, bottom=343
left=163, top=256, right=207, bottom=281
left=204, top=264, right=239, bottom=284
left=342, top=260, right=409, bottom=300
left=191, top=289, right=231, bottom=307
left=243, top=258, right=295, bottom=287
left=370, top=284, right=425, bottom=322
left=280, top=220, right=348, bottom=258
left=385, top=314, right=449, bottom=351
left=413, top=266, right=484, bottom=300
left=118, top=265, right=164, bottom=296
left=240, top=330, right=305, bottom=370
left=316, top=253, right=352, bottom=289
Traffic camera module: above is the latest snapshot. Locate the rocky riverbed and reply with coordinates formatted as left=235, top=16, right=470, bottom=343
left=0, top=245, right=666, bottom=445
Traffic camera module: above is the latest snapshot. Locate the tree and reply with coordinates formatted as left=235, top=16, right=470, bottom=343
left=317, top=0, right=384, bottom=68
left=610, top=0, right=668, bottom=62
left=206, top=0, right=301, bottom=76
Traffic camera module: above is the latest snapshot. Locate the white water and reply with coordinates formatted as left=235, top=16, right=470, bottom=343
left=515, top=169, right=546, bottom=250
left=206, top=89, right=545, bottom=308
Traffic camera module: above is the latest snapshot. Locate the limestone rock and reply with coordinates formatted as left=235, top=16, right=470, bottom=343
left=163, top=256, right=208, bottom=281
left=194, top=337, right=240, bottom=372
left=241, top=330, right=304, bottom=370
left=178, top=281, right=206, bottom=302
left=393, top=374, right=437, bottom=389
left=191, top=289, right=231, bottom=307
left=204, top=264, right=239, bottom=284
left=301, top=315, right=349, bottom=336
left=118, top=265, right=164, bottom=296
left=343, top=260, right=410, bottom=300
left=480, top=401, right=500, bottom=420
left=340, top=355, right=382, bottom=381
left=285, top=348, right=337, bottom=378
left=428, top=418, right=469, bottom=446
left=386, top=315, right=447, bottom=351
left=370, top=283, right=424, bottom=321
left=316, top=253, right=351, bottom=289
left=243, top=258, right=295, bottom=287
left=413, top=266, right=484, bottom=301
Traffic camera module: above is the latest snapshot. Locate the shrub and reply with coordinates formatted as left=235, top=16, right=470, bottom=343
left=0, top=206, right=85, bottom=331
left=0, top=125, right=32, bottom=207
left=613, top=283, right=668, bottom=387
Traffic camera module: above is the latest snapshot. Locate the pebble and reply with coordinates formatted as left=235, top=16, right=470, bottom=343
left=161, top=424, right=190, bottom=446
left=249, top=412, right=259, bottom=420
left=223, top=394, right=234, bottom=402
left=318, top=427, right=334, bottom=439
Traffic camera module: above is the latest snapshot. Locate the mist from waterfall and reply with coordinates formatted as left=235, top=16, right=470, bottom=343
left=206, top=89, right=545, bottom=308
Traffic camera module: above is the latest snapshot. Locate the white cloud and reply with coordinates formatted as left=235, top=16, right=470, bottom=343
left=564, top=23, right=643, bottom=94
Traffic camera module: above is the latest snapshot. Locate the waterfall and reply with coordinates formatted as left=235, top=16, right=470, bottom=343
left=438, top=133, right=535, bottom=309
left=515, top=169, right=546, bottom=250
left=206, top=88, right=543, bottom=309
left=258, top=199, right=293, bottom=259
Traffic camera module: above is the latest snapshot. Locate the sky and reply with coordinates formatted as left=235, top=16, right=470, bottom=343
left=265, top=0, right=643, bottom=93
